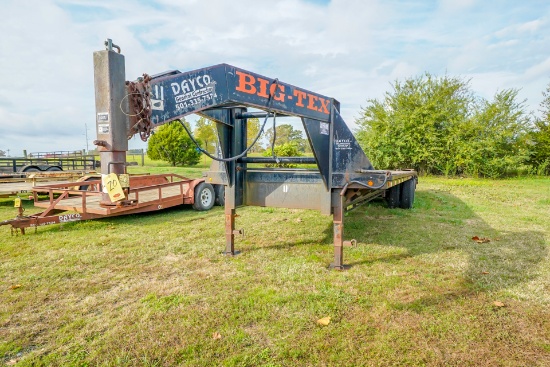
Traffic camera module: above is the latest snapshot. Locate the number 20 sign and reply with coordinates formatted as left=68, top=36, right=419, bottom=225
left=101, top=173, right=125, bottom=202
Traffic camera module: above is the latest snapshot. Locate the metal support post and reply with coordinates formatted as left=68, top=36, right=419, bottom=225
left=224, top=184, right=236, bottom=255
left=330, top=190, right=345, bottom=270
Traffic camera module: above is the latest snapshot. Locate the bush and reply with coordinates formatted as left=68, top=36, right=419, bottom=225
left=355, top=74, right=530, bottom=177
left=147, top=122, right=201, bottom=166
left=262, top=143, right=302, bottom=168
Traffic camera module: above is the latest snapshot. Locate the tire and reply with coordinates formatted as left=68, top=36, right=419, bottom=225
left=215, top=185, right=225, bottom=206
left=47, top=166, right=62, bottom=171
left=79, top=177, right=100, bottom=191
left=192, top=182, right=215, bottom=211
left=385, top=184, right=401, bottom=208
left=22, top=167, right=40, bottom=172
left=399, top=178, right=416, bottom=209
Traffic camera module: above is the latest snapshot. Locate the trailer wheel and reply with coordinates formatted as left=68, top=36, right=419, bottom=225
left=22, top=167, right=40, bottom=172
left=215, top=185, right=225, bottom=206
left=193, top=182, right=215, bottom=211
left=47, top=166, right=62, bottom=171
left=78, top=177, right=100, bottom=191
left=399, top=178, right=416, bottom=209
left=385, top=184, right=401, bottom=208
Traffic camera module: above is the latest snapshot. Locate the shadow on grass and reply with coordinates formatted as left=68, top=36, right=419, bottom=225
left=241, top=188, right=547, bottom=296
left=339, top=189, right=548, bottom=293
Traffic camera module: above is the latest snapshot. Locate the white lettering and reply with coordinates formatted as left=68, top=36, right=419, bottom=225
left=196, top=76, right=203, bottom=88
left=181, top=80, right=191, bottom=94
left=59, top=213, right=82, bottom=223
left=171, top=75, right=213, bottom=96
left=170, top=83, right=180, bottom=95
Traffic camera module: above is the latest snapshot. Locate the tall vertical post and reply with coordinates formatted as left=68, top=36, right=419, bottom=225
left=223, top=107, right=247, bottom=255
left=93, top=40, right=128, bottom=205
left=330, top=190, right=345, bottom=269
left=224, top=184, right=236, bottom=255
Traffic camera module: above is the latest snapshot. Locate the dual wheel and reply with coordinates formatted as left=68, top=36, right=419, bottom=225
left=385, top=178, right=416, bottom=209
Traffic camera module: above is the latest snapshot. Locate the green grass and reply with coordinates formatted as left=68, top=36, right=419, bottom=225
left=1, top=171, right=550, bottom=366
left=125, top=155, right=212, bottom=177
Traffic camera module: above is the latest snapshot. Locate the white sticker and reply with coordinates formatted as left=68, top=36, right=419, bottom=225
left=97, top=112, right=109, bottom=122
left=150, top=99, right=164, bottom=110
left=98, top=124, right=110, bottom=134
left=335, top=139, right=352, bottom=150
left=320, top=122, right=329, bottom=135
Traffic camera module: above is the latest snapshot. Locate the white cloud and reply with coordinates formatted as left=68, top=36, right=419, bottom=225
left=1, top=0, right=550, bottom=155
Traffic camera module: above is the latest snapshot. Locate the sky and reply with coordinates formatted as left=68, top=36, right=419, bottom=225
left=1, top=0, right=549, bottom=156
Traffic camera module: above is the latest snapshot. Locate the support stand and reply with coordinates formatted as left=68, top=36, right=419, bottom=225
left=330, top=190, right=346, bottom=270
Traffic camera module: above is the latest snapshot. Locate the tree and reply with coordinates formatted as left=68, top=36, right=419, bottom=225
left=528, top=83, right=550, bottom=175
left=147, top=120, right=201, bottom=166
left=464, top=89, right=530, bottom=177
left=247, top=118, right=264, bottom=152
left=262, top=142, right=302, bottom=168
left=0, top=150, right=5, bottom=157
left=355, top=73, right=530, bottom=177
left=194, top=117, right=217, bottom=153
left=264, top=123, right=308, bottom=152
left=356, top=73, right=474, bottom=175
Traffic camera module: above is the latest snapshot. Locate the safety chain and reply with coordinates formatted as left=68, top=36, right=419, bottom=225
left=126, top=74, right=153, bottom=141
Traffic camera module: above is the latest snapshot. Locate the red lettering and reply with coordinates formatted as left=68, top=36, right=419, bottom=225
left=307, top=93, right=319, bottom=111
left=235, top=71, right=256, bottom=95
left=293, top=90, right=307, bottom=107
left=257, top=77, right=270, bottom=98
left=318, top=97, right=330, bottom=114
left=270, top=84, right=285, bottom=102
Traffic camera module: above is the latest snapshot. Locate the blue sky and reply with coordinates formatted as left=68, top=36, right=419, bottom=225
left=1, top=0, right=549, bottom=155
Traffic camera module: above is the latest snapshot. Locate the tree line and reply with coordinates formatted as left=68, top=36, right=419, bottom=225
left=356, top=74, right=550, bottom=177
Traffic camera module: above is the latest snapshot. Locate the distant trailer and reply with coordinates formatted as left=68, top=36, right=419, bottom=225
left=0, top=151, right=99, bottom=176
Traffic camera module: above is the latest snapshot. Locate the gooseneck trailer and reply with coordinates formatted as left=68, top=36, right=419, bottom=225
left=2, top=39, right=417, bottom=269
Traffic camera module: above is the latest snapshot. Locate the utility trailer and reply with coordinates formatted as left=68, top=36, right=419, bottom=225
left=3, top=39, right=417, bottom=269
left=2, top=174, right=216, bottom=234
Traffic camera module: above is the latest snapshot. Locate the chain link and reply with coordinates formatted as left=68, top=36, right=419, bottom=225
left=126, top=73, right=153, bottom=141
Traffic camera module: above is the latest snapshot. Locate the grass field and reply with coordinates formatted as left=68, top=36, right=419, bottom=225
left=1, top=163, right=549, bottom=366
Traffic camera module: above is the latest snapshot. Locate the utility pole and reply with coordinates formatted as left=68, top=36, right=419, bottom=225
left=84, top=123, right=90, bottom=153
